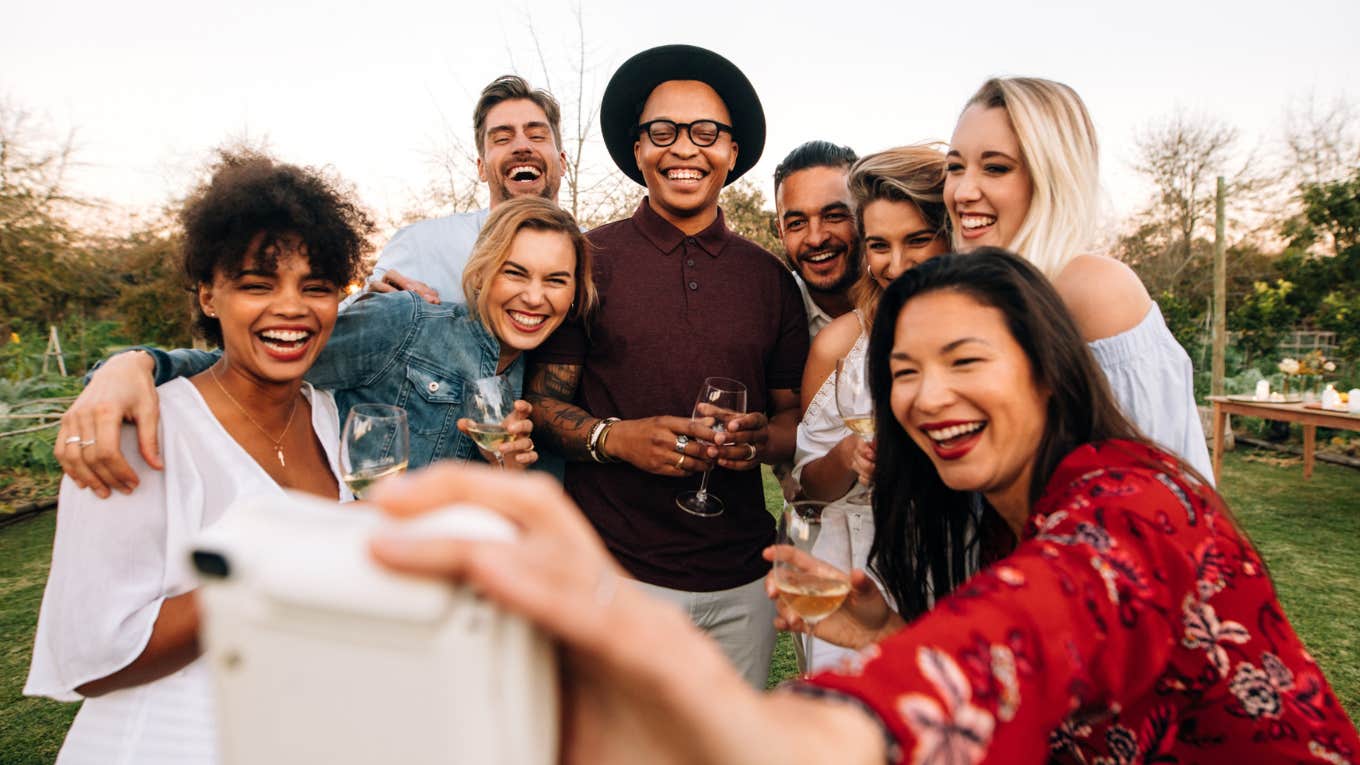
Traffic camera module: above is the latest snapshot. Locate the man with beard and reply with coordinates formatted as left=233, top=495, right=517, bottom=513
left=772, top=141, right=860, bottom=338
left=353, top=75, right=567, bottom=305
left=526, top=45, right=807, bottom=688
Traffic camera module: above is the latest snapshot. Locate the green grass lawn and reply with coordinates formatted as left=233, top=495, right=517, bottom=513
left=2, top=450, right=1357, bottom=761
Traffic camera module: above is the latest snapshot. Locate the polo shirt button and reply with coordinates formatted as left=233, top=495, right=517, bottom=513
left=686, top=258, right=695, bottom=267
left=688, top=280, right=699, bottom=291
left=428, top=381, right=440, bottom=392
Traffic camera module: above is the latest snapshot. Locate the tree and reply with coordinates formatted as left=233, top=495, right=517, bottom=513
left=0, top=98, right=115, bottom=339
left=108, top=223, right=194, bottom=349
left=719, top=179, right=780, bottom=255
left=1126, top=111, right=1247, bottom=293
left=1283, top=94, right=1360, bottom=188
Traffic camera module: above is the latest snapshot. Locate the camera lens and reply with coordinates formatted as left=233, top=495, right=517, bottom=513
left=192, top=550, right=231, bottom=578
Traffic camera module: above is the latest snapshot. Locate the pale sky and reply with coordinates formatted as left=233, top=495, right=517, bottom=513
left=4, top=0, right=1358, bottom=237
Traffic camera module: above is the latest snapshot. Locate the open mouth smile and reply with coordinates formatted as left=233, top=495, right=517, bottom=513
left=256, top=328, right=315, bottom=360
left=663, top=167, right=708, bottom=185
left=506, top=309, right=549, bottom=333
left=506, top=164, right=543, bottom=183
left=958, top=213, right=997, bottom=238
left=920, top=419, right=987, bottom=459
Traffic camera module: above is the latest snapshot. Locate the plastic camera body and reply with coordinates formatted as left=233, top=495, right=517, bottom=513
left=191, top=492, right=557, bottom=764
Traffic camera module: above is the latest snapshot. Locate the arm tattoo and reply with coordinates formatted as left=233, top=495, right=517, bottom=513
left=525, top=362, right=595, bottom=460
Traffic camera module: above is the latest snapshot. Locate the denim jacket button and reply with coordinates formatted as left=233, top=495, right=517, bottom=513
left=427, top=381, right=440, bottom=392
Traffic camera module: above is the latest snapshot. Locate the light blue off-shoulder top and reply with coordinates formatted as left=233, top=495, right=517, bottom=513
left=1087, top=302, right=1213, bottom=483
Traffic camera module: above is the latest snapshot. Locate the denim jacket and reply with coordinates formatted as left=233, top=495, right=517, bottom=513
left=146, top=291, right=521, bottom=468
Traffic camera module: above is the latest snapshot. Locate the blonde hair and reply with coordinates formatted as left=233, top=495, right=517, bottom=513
left=846, top=144, right=950, bottom=330
left=461, top=197, right=597, bottom=334
left=958, top=77, right=1101, bottom=279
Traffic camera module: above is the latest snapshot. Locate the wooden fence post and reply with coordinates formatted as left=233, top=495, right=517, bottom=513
left=1212, top=176, right=1226, bottom=397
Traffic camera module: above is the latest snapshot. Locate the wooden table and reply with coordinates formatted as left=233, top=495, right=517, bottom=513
left=1208, top=396, right=1360, bottom=482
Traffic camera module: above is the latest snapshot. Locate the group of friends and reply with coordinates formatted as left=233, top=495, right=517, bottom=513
left=26, top=44, right=1360, bottom=764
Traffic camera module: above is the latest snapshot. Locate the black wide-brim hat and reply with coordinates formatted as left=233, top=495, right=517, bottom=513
left=601, top=44, right=765, bottom=187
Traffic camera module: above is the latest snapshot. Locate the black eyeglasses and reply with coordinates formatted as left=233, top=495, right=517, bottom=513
left=636, top=119, right=733, bottom=148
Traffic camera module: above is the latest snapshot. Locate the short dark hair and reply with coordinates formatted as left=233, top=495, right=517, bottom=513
left=472, top=75, right=563, bottom=157
left=181, top=150, right=374, bottom=346
left=772, top=140, right=858, bottom=194
left=866, top=250, right=1151, bottom=620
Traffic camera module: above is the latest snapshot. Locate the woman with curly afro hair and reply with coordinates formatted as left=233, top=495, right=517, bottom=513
left=29, top=150, right=368, bottom=763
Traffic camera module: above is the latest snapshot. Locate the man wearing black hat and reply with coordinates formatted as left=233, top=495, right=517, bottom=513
left=526, top=45, right=808, bottom=687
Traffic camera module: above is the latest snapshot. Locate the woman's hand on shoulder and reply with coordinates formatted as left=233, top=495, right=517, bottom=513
left=1052, top=254, right=1151, bottom=343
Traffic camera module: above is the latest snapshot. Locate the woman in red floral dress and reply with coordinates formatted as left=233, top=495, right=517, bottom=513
left=369, top=249, right=1358, bottom=764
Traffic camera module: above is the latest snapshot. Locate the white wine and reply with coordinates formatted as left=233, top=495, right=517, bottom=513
left=843, top=417, right=875, bottom=439
left=342, top=461, right=408, bottom=499
left=466, top=422, right=516, bottom=452
left=774, top=572, right=851, bottom=623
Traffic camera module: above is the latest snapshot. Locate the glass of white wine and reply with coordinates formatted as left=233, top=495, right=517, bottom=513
left=835, top=356, right=874, bottom=503
left=675, top=376, right=747, bottom=517
left=462, top=374, right=519, bottom=468
left=772, top=500, right=851, bottom=677
left=340, top=403, right=410, bottom=499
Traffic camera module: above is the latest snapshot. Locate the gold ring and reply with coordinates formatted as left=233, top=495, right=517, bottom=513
left=675, top=454, right=685, bottom=470
left=745, top=443, right=758, bottom=461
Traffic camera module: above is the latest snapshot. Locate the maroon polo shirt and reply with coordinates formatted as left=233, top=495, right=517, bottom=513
left=534, top=199, right=809, bottom=591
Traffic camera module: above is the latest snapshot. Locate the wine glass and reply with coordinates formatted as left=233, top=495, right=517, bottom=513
left=340, top=404, right=410, bottom=499
left=772, top=500, right=851, bottom=676
left=462, top=374, right=518, bottom=468
left=675, top=376, right=747, bottom=517
left=835, top=356, right=874, bottom=502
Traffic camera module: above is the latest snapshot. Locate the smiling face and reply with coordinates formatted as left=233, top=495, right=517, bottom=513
left=945, top=104, right=1034, bottom=251
left=633, top=80, right=737, bottom=230
left=484, top=227, right=577, bottom=357
left=776, top=165, right=860, bottom=294
left=888, top=289, right=1048, bottom=513
left=199, top=233, right=341, bottom=385
left=861, top=199, right=950, bottom=289
left=477, top=98, right=567, bottom=205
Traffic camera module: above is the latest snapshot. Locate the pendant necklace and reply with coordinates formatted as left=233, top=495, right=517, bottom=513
left=209, top=365, right=300, bottom=467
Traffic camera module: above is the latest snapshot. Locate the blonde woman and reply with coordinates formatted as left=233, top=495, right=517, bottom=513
left=945, top=77, right=1212, bottom=477
left=790, top=145, right=951, bottom=670
left=57, top=196, right=597, bottom=484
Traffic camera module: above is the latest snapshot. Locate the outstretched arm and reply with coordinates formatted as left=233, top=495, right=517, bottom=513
left=369, top=463, right=887, bottom=765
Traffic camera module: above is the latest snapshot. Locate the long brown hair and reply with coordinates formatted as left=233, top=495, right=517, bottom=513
left=866, top=249, right=1156, bottom=619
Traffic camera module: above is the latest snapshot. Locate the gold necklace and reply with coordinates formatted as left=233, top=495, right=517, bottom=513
left=209, top=365, right=301, bottom=467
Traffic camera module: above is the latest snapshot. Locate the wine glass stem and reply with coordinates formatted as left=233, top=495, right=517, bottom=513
left=494, top=453, right=506, bottom=470
left=804, top=629, right=816, bottom=679
left=695, top=468, right=713, bottom=502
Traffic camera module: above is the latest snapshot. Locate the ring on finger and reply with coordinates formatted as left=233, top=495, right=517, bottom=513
left=79, top=439, right=96, bottom=448
left=674, top=434, right=689, bottom=453
left=744, top=443, right=758, bottom=461
left=64, top=436, right=83, bottom=445
left=675, top=454, right=685, bottom=470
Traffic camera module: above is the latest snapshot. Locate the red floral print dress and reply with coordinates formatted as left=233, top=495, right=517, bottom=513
left=808, top=440, right=1359, bottom=764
